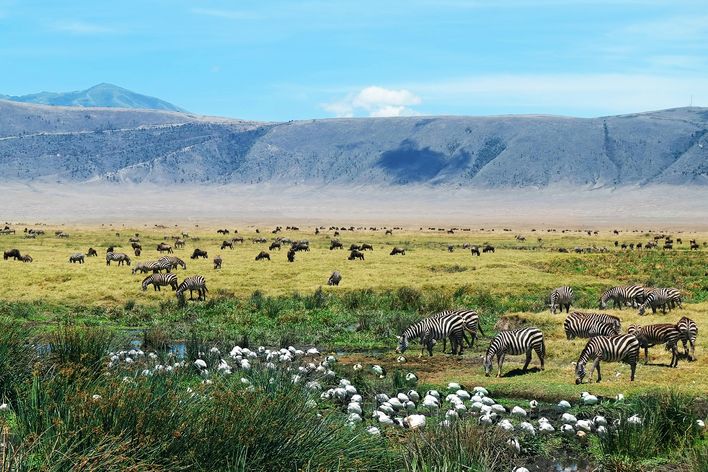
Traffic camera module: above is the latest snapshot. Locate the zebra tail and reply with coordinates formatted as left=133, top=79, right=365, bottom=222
left=478, top=321, right=486, bottom=338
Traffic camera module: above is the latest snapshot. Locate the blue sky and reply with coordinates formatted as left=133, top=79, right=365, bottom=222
left=1, top=0, right=706, bottom=120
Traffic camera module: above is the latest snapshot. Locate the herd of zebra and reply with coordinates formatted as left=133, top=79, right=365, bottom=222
left=396, top=294, right=698, bottom=384
left=549, top=284, right=684, bottom=316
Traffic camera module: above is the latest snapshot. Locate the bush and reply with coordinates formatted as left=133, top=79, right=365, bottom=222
left=48, top=324, right=113, bottom=375
left=0, top=322, right=36, bottom=404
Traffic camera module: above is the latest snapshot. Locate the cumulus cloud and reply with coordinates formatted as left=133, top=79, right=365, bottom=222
left=323, top=86, right=422, bottom=117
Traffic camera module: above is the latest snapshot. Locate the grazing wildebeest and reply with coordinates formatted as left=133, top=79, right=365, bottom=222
left=334, top=231, right=340, bottom=237
left=3, top=249, right=21, bottom=260
left=221, top=240, right=233, bottom=250
left=361, top=243, right=373, bottom=251
left=385, top=229, right=393, bottom=235
left=131, top=242, right=142, bottom=251
left=134, top=248, right=142, bottom=257
left=690, top=239, right=699, bottom=250
left=390, top=247, right=406, bottom=256
left=349, top=244, right=361, bottom=251
left=269, top=241, right=281, bottom=251
left=217, top=229, right=229, bottom=235
left=175, top=239, right=185, bottom=248
left=253, top=237, right=267, bottom=244
left=470, top=246, right=480, bottom=256
left=157, top=243, right=173, bottom=254
left=191, top=248, right=208, bottom=259
left=292, top=241, right=310, bottom=252
left=87, top=248, right=98, bottom=257
left=129, top=237, right=140, bottom=243
left=232, top=237, right=244, bottom=244
left=348, top=250, right=365, bottom=260
left=69, top=253, right=85, bottom=264
left=663, top=242, right=673, bottom=250
left=20, top=254, right=32, bottom=263
left=287, top=249, right=295, bottom=262
left=447, top=245, right=454, bottom=253
left=330, top=240, right=343, bottom=250
left=482, top=245, right=495, bottom=253
left=213, top=255, right=223, bottom=269
left=255, top=251, right=270, bottom=261
left=328, top=271, right=342, bottom=286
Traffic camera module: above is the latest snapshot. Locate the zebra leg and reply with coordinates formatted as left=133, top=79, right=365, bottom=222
left=441, top=337, right=447, bottom=353
left=644, top=346, right=649, bottom=364
left=456, top=335, right=464, bottom=356
left=535, top=345, right=545, bottom=370
left=670, top=344, right=678, bottom=368
left=522, top=349, right=532, bottom=372
left=595, top=359, right=602, bottom=382
left=629, top=361, right=636, bottom=381
left=496, top=353, right=505, bottom=378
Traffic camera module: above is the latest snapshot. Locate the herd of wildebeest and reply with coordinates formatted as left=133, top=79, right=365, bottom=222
left=1, top=223, right=702, bottom=384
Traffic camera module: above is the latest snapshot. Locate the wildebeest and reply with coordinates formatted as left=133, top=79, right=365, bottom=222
left=3, top=249, right=21, bottom=260
left=330, top=240, right=343, bottom=250
left=269, top=241, right=281, bottom=251
left=348, top=250, right=365, bottom=260
left=361, top=243, right=373, bottom=251
left=390, top=247, right=406, bottom=256
left=349, top=244, right=361, bottom=251
left=470, top=246, right=480, bottom=256
left=69, top=253, right=85, bottom=264
left=157, top=243, right=173, bottom=254
left=447, top=245, right=454, bottom=253
left=385, top=229, right=393, bottom=235
left=107, top=246, right=116, bottom=253
left=129, top=237, right=140, bottom=243
left=328, top=271, right=342, bottom=286
left=87, top=248, right=98, bottom=257
left=191, top=248, right=208, bottom=259
left=217, top=229, right=230, bottom=235
left=255, top=251, right=270, bottom=261
left=253, top=237, right=267, bottom=244
left=20, top=254, right=33, bottom=263
left=291, top=241, right=310, bottom=252
left=213, top=255, right=223, bottom=269
left=287, top=249, right=295, bottom=262
left=175, top=239, right=185, bottom=248
left=221, top=240, right=233, bottom=250
left=483, top=245, right=495, bottom=253
left=134, top=248, right=142, bottom=257
left=131, top=242, right=142, bottom=251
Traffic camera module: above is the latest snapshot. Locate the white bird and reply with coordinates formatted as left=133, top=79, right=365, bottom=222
left=339, top=379, right=351, bottom=387
left=593, top=415, right=608, bottom=427
left=326, top=355, right=337, bottom=364
left=481, top=396, right=495, bottom=406
left=575, top=420, right=593, bottom=432
left=239, top=359, right=251, bottom=370
left=506, top=438, right=521, bottom=454
left=697, top=419, right=706, bottom=429
left=561, top=413, right=577, bottom=424
left=404, top=414, right=426, bottom=429
left=446, top=409, right=460, bottom=421
left=529, top=400, right=539, bottom=409
left=407, top=390, right=420, bottom=402
left=581, top=392, right=599, bottom=405
left=306, top=347, right=320, bottom=356
left=367, top=426, right=381, bottom=435
left=378, top=414, right=394, bottom=425
left=350, top=394, right=362, bottom=403
left=497, top=419, right=514, bottom=431
left=379, top=403, right=395, bottom=416
left=405, top=401, right=416, bottom=412
left=514, top=468, right=530, bottom=472
left=426, top=390, right=441, bottom=400
left=388, top=398, right=404, bottom=411
left=305, top=399, right=317, bottom=409
left=124, top=357, right=134, bottom=364
left=333, top=388, right=348, bottom=400
left=561, top=424, right=575, bottom=435
left=376, top=393, right=390, bottom=404
left=448, top=382, right=462, bottom=391
left=397, top=393, right=410, bottom=403
left=423, top=396, right=439, bottom=410
left=456, top=390, right=471, bottom=401
left=397, top=355, right=407, bottom=363
left=446, top=394, right=461, bottom=404
left=538, top=422, right=555, bottom=434
left=348, top=412, right=362, bottom=423
left=306, top=381, right=322, bottom=391
left=405, top=372, right=418, bottom=382
left=473, top=386, right=489, bottom=396
left=344, top=384, right=357, bottom=396
left=353, top=363, right=363, bottom=371
left=479, top=414, right=494, bottom=425
left=627, top=414, right=643, bottom=426
left=91, top=394, right=102, bottom=401
left=615, top=393, right=625, bottom=401
left=348, top=403, right=362, bottom=415
left=518, top=421, right=536, bottom=436
left=491, top=404, right=506, bottom=414
left=454, top=403, right=467, bottom=414
left=596, top=425, right=608, bottom=436
left=511, top=406, right=527, bottom=417
left=557, top=400, right=571, bottom=410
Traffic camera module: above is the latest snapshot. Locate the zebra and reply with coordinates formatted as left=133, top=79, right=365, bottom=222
left=483, top=327, right=545, bottom=378
left=176, top=275, right=208, bottom=301
left=106, top=252, right=131, bottom=266
left=627, top=323, right=681, bottom=367
left=158, top=256, right=187, bottom=270
left=676, top=316, right=698, bottom=361
left=142, top=273, right=178, bottom=291
left=396, top=316, right=466, bottom=357
left=563, top=312, right=621, bottom=339
left=665, top=287, right=683, bottom=310
left=432, top=310, right=486, bottom=351
left=599, top=285, right=644, bottom=309
left=637, top=288, right=672, bottom=315
left=575, top=334, right=640, bottom=384
left=69, top=253, right=85, bottom=264
left=132, top=261, right=161, bottom=275
left=549, top=286, right=574, bottom=314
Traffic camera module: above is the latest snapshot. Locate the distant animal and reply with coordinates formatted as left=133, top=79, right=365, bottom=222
left=563, top=312, right=621, bottom=340
left=484, top=327, right=545, bottom=378
left=361, top=243, right=373, bottom=251
left=396, top=315, right=465, bottom=357
left=157, top=243, right=173, bottom=254
left=349, top=244, right=361, bottom=251
left=3, top=249, right=22, bottom=260
left=638, top=288, right=674, bottom=315
left=69, top=253, right=85, bottom=264
left=599, top=285, right=644, bottom=310
left=106, top=252, right=131, bottom=266
left=327, top=271, right=342, bottom=286
left=287, top=249, right=295, bottom=262
left=330, top=240, right=343, bottom=250
left=255, top=251, right=270, bottom=261
left=190, top=248, right=208, bottom=259
left=134, top=248, right=142, bottom=257
left=175, top=239, right=185, bottom=248
left=87, top=248, right=98, bottom=257
left=132, top=261, right=160, bottom=274
left=158, top=256, right=187, bottom=271
left=142, top=273, right=178, bottom=291
left=269, top=241, right=281, bottom=251
left=348, top=250, right=365, bottom=261
left=447, top=245, right=454, bottom=253
left=549, top=286, right=574, bottom=314
left=20, top=254, right=33, bottom=263
left=291, top=241, right=310, bottom=252
left=213, top=255, right=223, bottom=269
left=176, top=275, right=208, bottom=301
left=385, top=229, right=393, bottom=235
left=131, top=242, right=142, bottom=251
left=390, top=247, right=406, bottom=256
left=482, top=245, right=495, bottom=253
left=221, top=241, right=233, bottom=250
left=217, top=229, right=229, bottom=235
left=470, top=246, right=480, bottom=256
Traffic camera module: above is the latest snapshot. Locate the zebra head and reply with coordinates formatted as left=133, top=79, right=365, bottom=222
left=575, top=362, right=586, bottom=384
left=598, top=297, right=607, bottom=309
left=637, top=304, right=646, bottom=316
left=483, top=354, right=493, bottom=377
left=141, top=276, right=151, bottom=291
left=395, top=335, right=409, bottom=354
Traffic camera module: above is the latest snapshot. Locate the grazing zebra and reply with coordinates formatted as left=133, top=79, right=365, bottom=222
left=396, top=316, right=466, bottom=357
left=563, top=312, right=621, bottom=339
left=676, top=316, right=698, bottom=361
left=599, top=285, right=644, bottom=310
left=132, top=261, right=161, bottom=275
left=106, top=252, right=131, bottom=266
left=637, top=288, right=672, bottom=315
left=327, top=271, right=342, bottom=286
left=549, top=286, right=574, bottom=314
left=69, top=253, right=85, bottom=264
left=575, top=335, right=640, bottom=384
left=142, top=273, right=178, bottom=291
left=665, top=288, right=683, bottom=310
left=483, top=327, right=545, bottom=378
left=627, top=323, right=681, bottom=367
left=213, top=255, right=223, bottom=269
left=158, top=256, right=187, bottom=270
left=176, top=275, right=208, bottom=301
left=433, top=310, right=486, bottom=350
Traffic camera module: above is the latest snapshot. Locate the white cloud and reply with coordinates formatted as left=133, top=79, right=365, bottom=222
left=323, top=86, right=422, bottom=117
left=51, top=20, right=116, bottom=35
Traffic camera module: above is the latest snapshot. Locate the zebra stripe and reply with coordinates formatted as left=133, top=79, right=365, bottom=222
left=158, top=256, right=187, bottom=270
left=484, top=327, right=545, bottom=377
left=627, top=323, right=681, bottom=367
left=132, top=261, right=161, bottom=274
left=176, top=275, right=208, bottom=301
left=563, top=312, right=621, bottom=339
left=637, top=288, right=672, bottom=315
left=106, top=252, right=131, bottom=266
left=599, top=285, right=644, bottom=310
left=575, top=334, right=640, bottom=383
left=396, top=316, right=466, bottom=357
left=677, top=316, right=698, bottom=361
left=432, top=310, right=485, bottom=350
left=550, top=286, right=574, bottom=314
left=142, top=273, right=178, bottom=291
